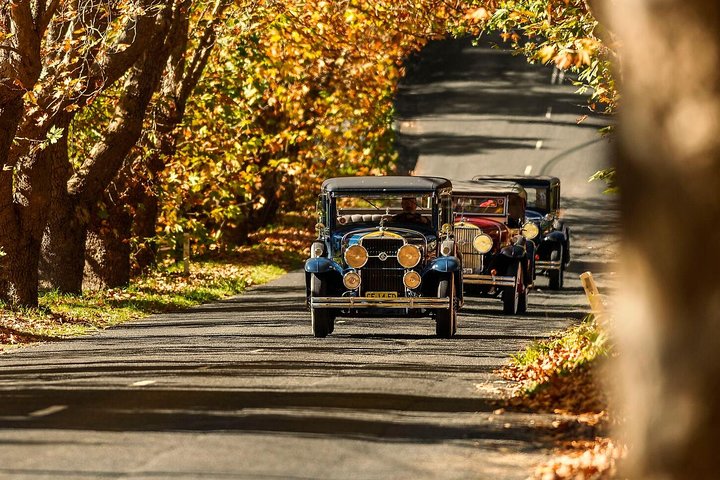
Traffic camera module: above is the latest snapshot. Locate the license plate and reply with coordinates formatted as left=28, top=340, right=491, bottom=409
left=365, top=291, right=398, bottom=298
left=463, top=268, right=473, bottom=274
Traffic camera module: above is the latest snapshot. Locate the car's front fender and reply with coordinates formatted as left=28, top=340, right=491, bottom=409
left=427, top=256, right=462, bottom=273
left=304, top=257, right=343, bottom=275
left=544, top=231, right=566, bottom=244
left=501, top=245, right=526, bottom=259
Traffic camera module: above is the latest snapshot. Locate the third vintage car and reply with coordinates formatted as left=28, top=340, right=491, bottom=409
left=451, top=179, right=537, bottom=314
left=473, top=175, right=570, bottom=289
left=305, top=176, right=463, bottom=338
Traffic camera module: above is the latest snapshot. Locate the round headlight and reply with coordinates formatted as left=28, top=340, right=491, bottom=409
left=403, top=271, right=421, bottom=289
left=397, top=244, right=421, bottom=268
left=521, top=222, right=540, bottom=240
left=311, top=241, right=324, bottom=258
left=344, top=244, right=368, bottom=268
left=472, top=234, right=493, bottom=254
left=343, top=271, right=361, bottom=290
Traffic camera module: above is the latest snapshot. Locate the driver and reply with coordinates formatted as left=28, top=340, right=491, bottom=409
left=393, top=197, right=429, bottom=224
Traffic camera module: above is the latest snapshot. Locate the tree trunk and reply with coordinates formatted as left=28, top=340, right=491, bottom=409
left=84, top=207, right=132, bottom=290
left=39, top=200, right=88, bottom=295
left=131, top=185, right=160, bottom=274
left=39, top=3, right=177, bottom=293
left=39, top=120, right=88, bottom=294
left=608, top=1, right=720, bottom=478
left=0, top=234, right=42, bottom=307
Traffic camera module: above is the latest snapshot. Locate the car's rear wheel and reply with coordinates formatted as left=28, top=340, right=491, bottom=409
left=502, top=263, right=523, bottom=314
left=548, top=247, right=564, bottom=290
left=435, top=276, right=457, bottom=338
left=310, top=274, right=334, bottom=337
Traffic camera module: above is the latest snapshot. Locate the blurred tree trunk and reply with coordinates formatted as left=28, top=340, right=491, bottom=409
left=608, top=1, right=720, bottom=477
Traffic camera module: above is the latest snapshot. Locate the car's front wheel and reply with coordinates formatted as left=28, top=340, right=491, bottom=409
left=548, top=247, right=564, bottom=290
left=310, top=274, right=334, bottom=337
left=502, top=262, right=524, bottom=314
left=435, top=276, right=457, bottom=338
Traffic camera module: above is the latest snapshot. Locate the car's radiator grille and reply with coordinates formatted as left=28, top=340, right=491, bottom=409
left=360, top=237, right=404, bottom=295
left=456, top=226, right=482, bottom=271
left=360, top=269, right=404, bottom=295
left=363, top=237, right=403, bottom=256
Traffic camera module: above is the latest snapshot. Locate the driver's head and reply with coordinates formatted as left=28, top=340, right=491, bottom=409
left=401, top=197, right=417, bottom=212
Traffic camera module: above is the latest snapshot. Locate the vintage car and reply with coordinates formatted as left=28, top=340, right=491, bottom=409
left=451, top=180, right=537, bottom=314
left=473, top=175, right=570, bottom=289
left=305, top=176, right=463, bottom=338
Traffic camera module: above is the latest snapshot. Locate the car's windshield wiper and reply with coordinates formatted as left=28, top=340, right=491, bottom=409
left=362, top=197, right=381, bottom=210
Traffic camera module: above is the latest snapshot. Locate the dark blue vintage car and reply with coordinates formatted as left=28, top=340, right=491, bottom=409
left=473, top=175, right=570, bottom=289
left=305, top=176, right=463, bottom=338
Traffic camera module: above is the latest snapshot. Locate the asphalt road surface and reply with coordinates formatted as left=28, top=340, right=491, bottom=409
left=0, top=38, right=618, bottom=479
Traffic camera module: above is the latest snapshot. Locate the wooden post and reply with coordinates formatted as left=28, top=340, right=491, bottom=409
left=183, top=233, right=190, bottom=275
left=580, top=271, right=604, bottom=317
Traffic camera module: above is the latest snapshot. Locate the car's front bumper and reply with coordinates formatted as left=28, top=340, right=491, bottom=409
left=310, top=296, right=451, bottom=309
left=535, top=260, right=562, bottom=270
left=462, top=274, right=516, bottom=287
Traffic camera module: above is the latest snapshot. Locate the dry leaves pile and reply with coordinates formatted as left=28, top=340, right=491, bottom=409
left=534, top=438, right=627, bottom=480
left=497, top=316, right=627, bottom=479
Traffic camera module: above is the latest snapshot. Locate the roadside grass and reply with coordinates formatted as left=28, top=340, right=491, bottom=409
left=498, top=314, right=626, bottom=479
left=0, top=218, right=314, bottom=350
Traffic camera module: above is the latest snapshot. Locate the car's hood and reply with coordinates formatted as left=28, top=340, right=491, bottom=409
left=526, top=210, right=544, bottom=221
left=336, top=226, right=435, bottom=247
left=454, top=216, right=508, bottom=233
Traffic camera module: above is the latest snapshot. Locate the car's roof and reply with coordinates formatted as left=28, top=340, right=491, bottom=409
left=322, top=176, right=452, bottom=193
left=471, top=175, right=559, bottom=187
left=451, top=179, right=527, bottom=198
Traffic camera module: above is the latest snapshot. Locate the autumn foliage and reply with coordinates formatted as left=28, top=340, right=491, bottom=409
left=157, top=1, right=468, bottom=250
left=2, top=0, right=614, bottom=305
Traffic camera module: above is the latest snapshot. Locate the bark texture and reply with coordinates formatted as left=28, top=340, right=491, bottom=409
left=84, top=208, right=132, bottom=291
left=0, top=1, right=53, bottom=306
left=608, top=1, right=720, bottom=478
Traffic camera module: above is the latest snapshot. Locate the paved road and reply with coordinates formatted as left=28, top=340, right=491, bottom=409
left=0, top=38, right=617, bottom=479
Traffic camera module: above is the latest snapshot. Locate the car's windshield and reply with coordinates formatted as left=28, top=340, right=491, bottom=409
left=524, top=187, right=548, bottom=211
left=333, top=194, right=434, bottom=227
left=454, top=196, right=506, bottom=216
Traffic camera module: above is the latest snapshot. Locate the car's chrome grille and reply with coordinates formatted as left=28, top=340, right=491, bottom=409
left=360, top=269, right=404, bottom=295
left=363, top=237, right=404, bottom=256
left=360, top=237, right=404, bottom=295
left=456, top=226, right=483, bottom=271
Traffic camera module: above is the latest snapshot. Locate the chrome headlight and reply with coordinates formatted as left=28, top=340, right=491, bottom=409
left=403, top=271, right=421, bottom=289
left=311, top=241, right=324, bottom=258
left=440, top=240, right=455, bottom=256
left=397, top=244, right=421, bottom=268
left=343, top=271, right=361, bottom=290
left=472, top=234, right=493, bottom=254
left=344, top=244, right=368, bottom=268
left=521, top=222, right=540, bottom=240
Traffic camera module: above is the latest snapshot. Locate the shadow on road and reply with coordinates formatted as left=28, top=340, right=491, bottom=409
left=0, top=386, right=557, bottom=450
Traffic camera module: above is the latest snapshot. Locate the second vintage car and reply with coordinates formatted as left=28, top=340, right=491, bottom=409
left=305, top=176, right=463, bottom=338
left=473, top=175, right=570, bottom=289
left=451, top=180, right=537, bottom=314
